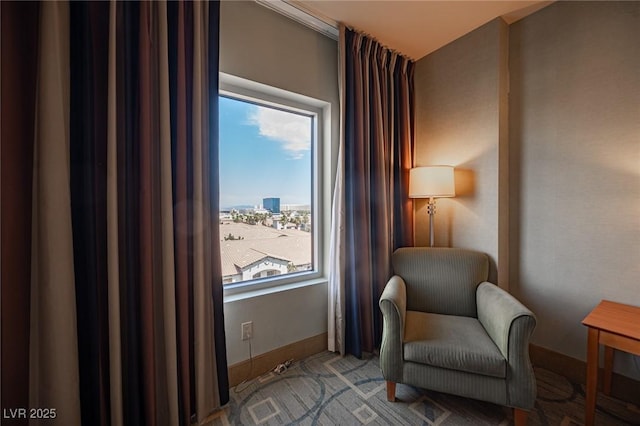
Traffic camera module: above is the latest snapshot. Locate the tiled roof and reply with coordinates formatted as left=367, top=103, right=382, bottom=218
left=219, top=222, right=312, bottom=277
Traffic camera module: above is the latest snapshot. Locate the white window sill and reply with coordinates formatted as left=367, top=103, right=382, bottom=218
left=223, top=276, right=328, bottom=303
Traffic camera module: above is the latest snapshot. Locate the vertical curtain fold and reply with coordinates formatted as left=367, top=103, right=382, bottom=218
left=191, top=2, right=229, bottom=416
left=156, top=3, right=182, bottom=425
left=29, top=2, right=82, bottom=424
left=329, top=26, right=415, bottom=358
left=1, top=2, right=40, bottom=420
left=107, top=2, right=124, bottom=424
left=394, top=59, right=415, bottom=248
left=2, top=1, right=228, bottom=425
left=138, top=3, right=162, bottom=423
left=116, top=3, right=144, bottom=424
left=69, top=2, right=110, bottom=424
left=170, top=0, right=196, bottom=422
left=208, top=3, right=230, bottom=408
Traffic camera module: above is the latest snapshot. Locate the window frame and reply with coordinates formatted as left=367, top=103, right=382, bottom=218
left=219, top=73, right=329, bottom=297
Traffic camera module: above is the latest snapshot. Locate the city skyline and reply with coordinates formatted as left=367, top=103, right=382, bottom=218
left=219, top=96, right=312, bottom=209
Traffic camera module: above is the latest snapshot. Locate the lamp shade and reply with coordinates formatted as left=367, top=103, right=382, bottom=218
left=409, top=166, right=455, bottom=198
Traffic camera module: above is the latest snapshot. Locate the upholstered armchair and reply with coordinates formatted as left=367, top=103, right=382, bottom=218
left=379, top=247, right=537, bottom=426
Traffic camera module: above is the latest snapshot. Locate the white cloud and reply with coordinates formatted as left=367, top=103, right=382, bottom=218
left=248, top=106, right=311, bottom=159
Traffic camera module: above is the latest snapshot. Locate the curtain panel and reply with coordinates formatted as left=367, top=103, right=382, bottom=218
left=329, top=26, right=414, bottom=358
left=0, top=1, right=228, bottom=425
left=0, top=0, right=39, bottom=417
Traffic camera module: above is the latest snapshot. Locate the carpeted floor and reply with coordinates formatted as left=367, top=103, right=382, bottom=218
left=205, top=351, right=640, bottom=425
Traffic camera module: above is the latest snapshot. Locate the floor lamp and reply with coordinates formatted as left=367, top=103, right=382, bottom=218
left=409, top=166, right=455, bottom=247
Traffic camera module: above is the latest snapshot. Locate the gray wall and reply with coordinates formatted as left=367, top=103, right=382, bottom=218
left=220, top=0, right=338, bottom=365
left=509, top=1, right=640, bottom=378
left=416, top=1, right=640, bottom=379
left=414, top=19, right=509, bottom=286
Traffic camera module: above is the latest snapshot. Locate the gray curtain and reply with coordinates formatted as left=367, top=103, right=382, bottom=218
left=1, top=1, right=228, bottom=425
left=329, top=25, right=415, bottom=357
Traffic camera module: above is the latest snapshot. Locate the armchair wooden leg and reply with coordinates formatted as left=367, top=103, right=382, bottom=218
left=513, top=408, right=528, bottom=426
left=386, top=381, right=396, bottom=402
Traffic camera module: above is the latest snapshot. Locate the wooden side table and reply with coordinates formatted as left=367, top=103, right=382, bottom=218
left=582, top=300, right=640, bottom=426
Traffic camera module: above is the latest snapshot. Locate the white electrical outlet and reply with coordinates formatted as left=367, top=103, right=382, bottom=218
left=241, top=321, right=253, bottom=340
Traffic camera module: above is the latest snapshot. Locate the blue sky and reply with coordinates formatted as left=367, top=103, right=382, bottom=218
left=218, top=96, right=312, bottom=209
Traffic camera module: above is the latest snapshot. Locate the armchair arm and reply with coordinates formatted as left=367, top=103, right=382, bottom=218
left=378, top=275, right=407, bottom=383
left=476, top=282, right=537, bottom=409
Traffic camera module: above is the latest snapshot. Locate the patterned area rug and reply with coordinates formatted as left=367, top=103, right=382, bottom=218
left=205, top=351, right=640, bottom=425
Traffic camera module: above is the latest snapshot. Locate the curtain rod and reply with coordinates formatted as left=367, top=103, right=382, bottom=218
left=254, top=0, right=339, bottom=40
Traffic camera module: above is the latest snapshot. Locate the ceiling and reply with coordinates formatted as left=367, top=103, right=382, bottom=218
left=293, top=1, right=553, bottom=60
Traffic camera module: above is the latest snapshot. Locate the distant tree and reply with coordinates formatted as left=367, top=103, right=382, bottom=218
left=291, top=216, right=301, bottom=228
left=300, top=211, right=310, bottom=231
left=281, top=211, right=292, bottom=227
left=245, top=213, right=257, bottom=225
left=253, top=212, right=267, bottom=226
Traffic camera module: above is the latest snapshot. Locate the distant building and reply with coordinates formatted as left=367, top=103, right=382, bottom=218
left=281, top=204, right=311, bottom=212
left=263, top=197, right=280, bottom=213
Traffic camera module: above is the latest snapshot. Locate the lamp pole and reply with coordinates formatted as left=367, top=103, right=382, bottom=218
left=427, top=197, right=436, bottom=247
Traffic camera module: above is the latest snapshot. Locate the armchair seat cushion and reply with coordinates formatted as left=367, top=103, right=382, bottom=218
left=403, top=311, right=506, bottom=379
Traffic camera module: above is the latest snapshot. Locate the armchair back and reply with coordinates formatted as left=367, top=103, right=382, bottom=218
left=391, top=247, right=489, bottom=317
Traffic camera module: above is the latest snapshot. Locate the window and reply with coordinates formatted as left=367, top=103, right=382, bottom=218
left=252, top=270, right=281, bottom=279
left=219, top=74, right=326, bottom=290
